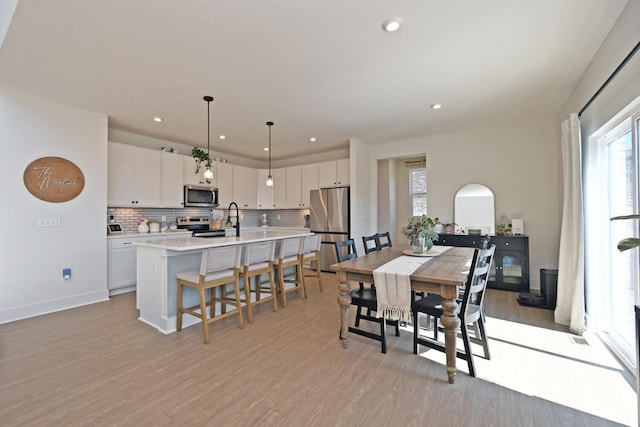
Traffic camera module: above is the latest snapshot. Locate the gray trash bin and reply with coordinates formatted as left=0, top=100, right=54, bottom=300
left=540, top=268, right=558, bottom=310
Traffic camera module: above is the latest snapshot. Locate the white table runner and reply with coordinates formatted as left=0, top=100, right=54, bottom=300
left=373, top=246, right=450, bottom=322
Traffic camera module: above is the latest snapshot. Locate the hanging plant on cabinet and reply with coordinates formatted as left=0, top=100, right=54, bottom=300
left=192, top=147, right=210, bottom=174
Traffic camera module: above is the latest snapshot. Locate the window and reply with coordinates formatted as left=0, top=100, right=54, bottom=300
left=410, top=168, right=427, bottom=216
left=586, top=103, right=640, bottom=370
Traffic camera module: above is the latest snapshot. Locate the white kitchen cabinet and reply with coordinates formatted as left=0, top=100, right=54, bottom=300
left=108, top=238, right=137, bottom=294
left=215, top=161, right=233, bottom=208
left=256, top=169, right=274, bottom=209
left=300, top=164, right=318, bottom=207
left=336, top=158, right=350, bottom=186
left=184, top=155, right=212, bottom=186
left=162, top=152, right=184, bottom=207
left=285, top=166, right=302, bottom=208
left=273, top=168, right=287, bottom=208
left=108, top=143, right=134, bottom=206
left=108, top=232, right=190, bottom=295
left=318, top=159, right=349, bottom=187
left=134, top=149, right=162, bottom=206
left=286, top=164, right=318, bottom=208
left=255, top=168, right=285, bottom=209
left=232, top=165, right=257, bottom=208
left=108, top=142, right=161, bottom=207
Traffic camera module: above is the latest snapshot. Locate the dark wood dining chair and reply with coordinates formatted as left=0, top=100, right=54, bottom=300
left=362, top=234, right=379, bottom=254
left=412, top=244, right=495, bottom=377
left=375, top=232, right=392, bottom=249
left=334, top=239, right=399, bottom=354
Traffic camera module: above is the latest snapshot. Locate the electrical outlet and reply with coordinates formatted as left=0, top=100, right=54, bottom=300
left=161, top=215, right=166, bottom=222
left=62, top=268, right=71, bottom=283
left=277, top=215, right=281, bottom=220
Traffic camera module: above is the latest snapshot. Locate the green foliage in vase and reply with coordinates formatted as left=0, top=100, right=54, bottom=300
left=401, top=215, right=440, bottom=242
left=496, top=223, right=512, bottom=236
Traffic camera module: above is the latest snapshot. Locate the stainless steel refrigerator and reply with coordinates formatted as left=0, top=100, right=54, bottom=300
left=310, top=186, right=350, bottom=271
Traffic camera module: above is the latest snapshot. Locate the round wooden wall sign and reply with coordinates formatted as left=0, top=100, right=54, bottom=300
left=23, top=157, right=85, bottom=203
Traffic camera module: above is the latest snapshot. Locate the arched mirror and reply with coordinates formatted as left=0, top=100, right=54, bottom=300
left=454, top=184, right=495, bottom=235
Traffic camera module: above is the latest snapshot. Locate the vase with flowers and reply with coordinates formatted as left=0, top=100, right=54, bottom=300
left=137, top=217, right=149, bottom=233
left=401, top=215, right=439, bottom=254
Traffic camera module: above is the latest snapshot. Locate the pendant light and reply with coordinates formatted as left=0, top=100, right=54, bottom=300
left=265, top=121, right=274, bottom=186
left=203, top=96, right=214, bottom=180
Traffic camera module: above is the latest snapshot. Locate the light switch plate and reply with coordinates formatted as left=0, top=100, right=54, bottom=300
left=38, top=217, right=61, bottom=227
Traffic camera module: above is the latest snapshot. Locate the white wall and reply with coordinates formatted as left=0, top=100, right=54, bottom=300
left=0, top=91, right=108, bottom=323
left=559, top=0, right=640, bottom=129
left=349, top=138, right=372, bottom=255
left=376, top=159, right=395, bottom=243
left=359, top=118, right=561, bottom=290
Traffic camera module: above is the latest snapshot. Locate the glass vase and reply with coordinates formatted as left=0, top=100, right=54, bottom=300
left=411, top=232, right=426, bottom=254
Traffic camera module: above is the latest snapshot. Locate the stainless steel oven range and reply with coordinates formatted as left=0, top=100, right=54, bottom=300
left=176, top=216, right=226, bottom=238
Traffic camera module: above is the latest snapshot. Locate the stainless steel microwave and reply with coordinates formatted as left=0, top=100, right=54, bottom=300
left=184, top=185, right=219, bottom=208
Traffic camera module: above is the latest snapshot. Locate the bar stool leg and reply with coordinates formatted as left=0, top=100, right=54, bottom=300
left=176, top=281, right=184, bottom=331
left=243, top=274, right=254, bottom=324
left=199, top=287, right=209, bottom=344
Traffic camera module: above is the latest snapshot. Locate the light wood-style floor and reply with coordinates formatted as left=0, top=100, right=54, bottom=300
left=0, top=273, right=626, bottom=427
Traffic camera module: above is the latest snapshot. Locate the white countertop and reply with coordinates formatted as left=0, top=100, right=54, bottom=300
left=135, top=229, right=313, bottom=251
left=107, top=230, right=192, bottom=239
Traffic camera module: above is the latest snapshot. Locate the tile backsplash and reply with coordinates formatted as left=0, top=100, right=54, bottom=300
left=108, top=207, right=309, bottom=233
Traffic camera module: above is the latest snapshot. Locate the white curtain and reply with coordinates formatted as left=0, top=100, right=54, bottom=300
left=555, top=113, right=585, bottom=335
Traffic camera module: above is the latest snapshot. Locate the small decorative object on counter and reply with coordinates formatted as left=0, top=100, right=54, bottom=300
left=211, top=217, right=221, bottom=229
left=401, top=215, right=439, bottom=254
left=138, top=217, right=149, bottom=233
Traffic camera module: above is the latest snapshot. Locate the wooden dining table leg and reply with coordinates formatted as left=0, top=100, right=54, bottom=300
left=336, top=271, right=351, bottom=348
left=440, top=296, right=461, bottom=384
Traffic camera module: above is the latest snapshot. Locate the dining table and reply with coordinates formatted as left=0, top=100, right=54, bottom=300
left=330, top=244, right=476, bottom=384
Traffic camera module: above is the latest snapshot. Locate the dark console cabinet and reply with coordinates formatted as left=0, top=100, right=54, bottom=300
left=435, top=234, right=529, bottom=292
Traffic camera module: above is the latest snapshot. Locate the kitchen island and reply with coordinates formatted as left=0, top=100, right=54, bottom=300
left=135, top=229, right=312, bottom=334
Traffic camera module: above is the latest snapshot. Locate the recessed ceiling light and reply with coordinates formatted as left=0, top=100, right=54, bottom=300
left=264, top=147, right=269, bottom=151
left=153, top=117, right=162, bottom=122
left=382, top=17, right=403, bottom=32
left=219, top=135, right=226, bottom=140
left=309, top=137, right=316, bottom=142
left=431, top=103, right=442, bottom=110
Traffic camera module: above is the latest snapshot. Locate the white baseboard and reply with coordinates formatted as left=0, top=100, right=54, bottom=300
left=0, top=290, right=110, bottom=325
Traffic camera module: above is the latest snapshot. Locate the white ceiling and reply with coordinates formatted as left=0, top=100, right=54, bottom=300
left=0, top=0, right=628, bottom=161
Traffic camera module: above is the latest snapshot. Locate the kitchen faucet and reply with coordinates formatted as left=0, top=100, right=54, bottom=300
left=228, top=202, right=240, bottom=237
